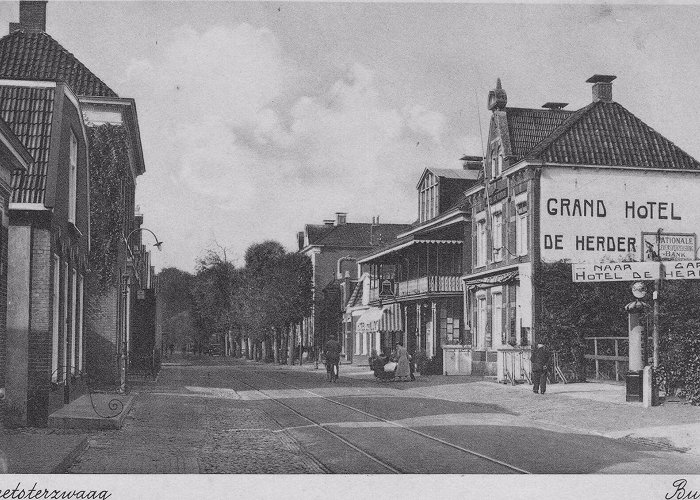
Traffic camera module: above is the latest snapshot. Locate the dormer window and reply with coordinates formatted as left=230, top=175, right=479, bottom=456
left=418, top=171, right=439, bottom=223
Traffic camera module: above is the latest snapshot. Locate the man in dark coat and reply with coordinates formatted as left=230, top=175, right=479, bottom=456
left=324, top=337, right=342, bottom=381
left=531, top=342, right=551, bottom=394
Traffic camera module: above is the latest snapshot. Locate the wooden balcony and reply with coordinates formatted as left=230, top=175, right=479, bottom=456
left=369, top=275, right=462, bottom=301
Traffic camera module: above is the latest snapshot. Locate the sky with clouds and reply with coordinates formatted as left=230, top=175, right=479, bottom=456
left=1, top=1, right=700, bottom=272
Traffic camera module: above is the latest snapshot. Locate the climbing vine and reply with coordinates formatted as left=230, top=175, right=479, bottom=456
left=86, top=124, right=129, bottom=292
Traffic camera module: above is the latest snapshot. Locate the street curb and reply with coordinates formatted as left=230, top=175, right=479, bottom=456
left=51, top=436, right=89, bottom=473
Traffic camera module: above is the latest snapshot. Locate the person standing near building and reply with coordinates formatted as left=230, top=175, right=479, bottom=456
left=394, top=342, right=410, bottom=382
left=531, top=342, right=551, bottom=394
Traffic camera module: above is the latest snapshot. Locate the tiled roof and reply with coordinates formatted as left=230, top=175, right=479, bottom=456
left=528, top=101, right=700, bottom=169
left=347, top=278, right=364, bottom=308
left=502, top=107, right=574, bottom=159
left=310, top=223, right=413, bottom=248
left=305, top=224, right=334, bottom=245
left=0, top=30, right=117, bottom=97
left=0, top=85, right=54, bottom=204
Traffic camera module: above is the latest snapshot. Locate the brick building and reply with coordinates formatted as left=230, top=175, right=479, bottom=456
left=296, top=213, right=411, bottom=361
left=0, top=118, right=33, bottom=402
left=460, top=76, right=700, bottom=381
left=0, top=78, right=91, bottom=426
left=0, top=1, right=146, bottom=388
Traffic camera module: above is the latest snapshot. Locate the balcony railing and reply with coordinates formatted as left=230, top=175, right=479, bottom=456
left=369, top=275, right=462, bottom=301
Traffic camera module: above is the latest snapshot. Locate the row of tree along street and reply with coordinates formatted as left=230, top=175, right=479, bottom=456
left=158, top=241, right=312, bottom=364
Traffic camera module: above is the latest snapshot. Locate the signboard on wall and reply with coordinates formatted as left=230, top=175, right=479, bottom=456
left=572, top=260, right=700, bottom=282
left=641, top=233, right=696, bottom=261
left=540, top=167, right=700, bottom=264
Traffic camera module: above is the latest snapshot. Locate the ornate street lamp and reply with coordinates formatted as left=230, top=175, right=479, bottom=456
left=119, top=227, right=163, bottom=393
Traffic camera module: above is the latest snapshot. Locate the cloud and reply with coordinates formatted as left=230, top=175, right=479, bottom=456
left=126, top=24, right=456, bottom=270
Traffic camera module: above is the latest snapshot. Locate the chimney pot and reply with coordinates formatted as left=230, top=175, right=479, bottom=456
left=586, top=74, right=616, bottom=103
left=335, top=212, right=347, bottom=226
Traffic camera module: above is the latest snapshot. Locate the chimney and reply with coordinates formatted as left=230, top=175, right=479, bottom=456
left=323, top=219, right=334, bottom=226
left=10, top=1, right=47, bottom=33
left=586, top=74, right=616, bottom=103
left=335, top=212, right=347, bottom=226
left=297, top=231, right=304, bottom=251
left=542, top=102, right=569, bottom=110
left=460, top=155, right=484, bottom=170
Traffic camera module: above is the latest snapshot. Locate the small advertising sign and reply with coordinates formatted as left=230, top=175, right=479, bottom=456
left=571, top=262, right=660, bottom=282
left=641, top=233, right=696, bottom=261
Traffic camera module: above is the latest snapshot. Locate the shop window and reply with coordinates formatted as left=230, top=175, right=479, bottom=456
left=491, top=291, right=503, bottom=347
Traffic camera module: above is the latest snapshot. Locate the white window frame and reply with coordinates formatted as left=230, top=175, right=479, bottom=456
left=492, top=211, right=503, bottom=262
left=476, top=292, right=487, bottom=349
left=491, top=289, right=503, bottom=347
left=51, top=255, right=60, bottom=382
left=516, top=205, right=528, bottom=257
left=62, top=260, right=68, bottom=382
left=68, top=131, right=77, bottom=224
left=476, top=213, right=487, bottom=267
left=70, top=268, right=77, bottom=375
left=78, top=274, right=84, bottom=372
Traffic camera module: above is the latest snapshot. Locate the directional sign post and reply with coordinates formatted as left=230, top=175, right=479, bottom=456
left=571, top=262, right=660, bottom=283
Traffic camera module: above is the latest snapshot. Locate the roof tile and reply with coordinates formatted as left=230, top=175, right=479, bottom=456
left=0, top=85, right=54, bottom=204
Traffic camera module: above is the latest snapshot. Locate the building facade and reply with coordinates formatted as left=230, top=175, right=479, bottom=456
left=356, top=167, right=478, bottom=368
left=461, top=76, right=700, bottom=382
left=0, top=1, right=147, bottom=387
left=1, top=79, right=91, bottom=425
left=296, top=213, right=411, bottom=361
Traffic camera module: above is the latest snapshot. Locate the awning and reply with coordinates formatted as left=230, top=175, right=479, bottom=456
left=356, top=304, right=404, bottom=334
left=464, top=270, right=519, bottom=290
left=356, top=307, right=383, bottom=333
left=379, top=302, right=403, bottom=333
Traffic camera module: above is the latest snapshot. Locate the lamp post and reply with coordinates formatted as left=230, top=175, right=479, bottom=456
left=119, top=227, right=163, bottom=393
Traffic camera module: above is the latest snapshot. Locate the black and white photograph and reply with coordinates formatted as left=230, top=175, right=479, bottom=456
left=0, top=0, right=699, bottom=498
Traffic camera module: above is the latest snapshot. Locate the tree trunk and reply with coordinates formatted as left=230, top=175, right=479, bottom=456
left=273, top=332, right=279, bottom=364
left=245, top=336, right=251, bottom=360
left=287, top=324, right=294, bottom=366
left=261, top=338, right=268, bottom=362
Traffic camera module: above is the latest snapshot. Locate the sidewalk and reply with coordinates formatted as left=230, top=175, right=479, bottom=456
left=267, top=359, right=700, bottom=455
left=0, top=428, right=88, bottom=473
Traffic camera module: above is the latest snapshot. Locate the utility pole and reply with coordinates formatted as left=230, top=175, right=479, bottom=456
left=653, top=228, right=662, bottom=369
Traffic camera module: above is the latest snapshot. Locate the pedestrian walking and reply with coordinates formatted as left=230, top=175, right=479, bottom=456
left=324, top=336, right=342, bottom=382
left=394, top=342, right=410, bottom=381
left=531, top=342, right=551, bottom=394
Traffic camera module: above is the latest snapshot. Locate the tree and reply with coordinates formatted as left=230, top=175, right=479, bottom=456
left=156, top=267, right=195, bottom=351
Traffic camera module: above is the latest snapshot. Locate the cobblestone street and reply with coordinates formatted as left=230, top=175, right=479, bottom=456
left=69, top=361, right=326, bottom=473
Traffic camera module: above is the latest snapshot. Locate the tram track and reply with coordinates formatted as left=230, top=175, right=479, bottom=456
left=228, top=366, right=531, bottom=474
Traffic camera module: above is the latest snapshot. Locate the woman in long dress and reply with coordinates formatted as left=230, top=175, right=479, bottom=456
left=394, top=342, right=410, bottom=381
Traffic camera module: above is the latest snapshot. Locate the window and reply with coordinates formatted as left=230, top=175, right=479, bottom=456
left=77, top=274, right=84, bottom=372
left=476, top=294, right=487, bottom=349
left=492, top=291, right=503, bottom=347
left=62, top=260, right=68, bottom=382
left=70, top=268, right=77, bottom=375
left=51, top=255, right=60, bottom=382
left=419, top=172, right=439, bottom=223
left=516, top=203, right=528, bottom=256
left=476, top=218, right=487, bottom=267
left=491, top=146, right=503, bottom=178
left=68, top=132, right=77, bottom=224
left=492, top=211, right=503, bottom=262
